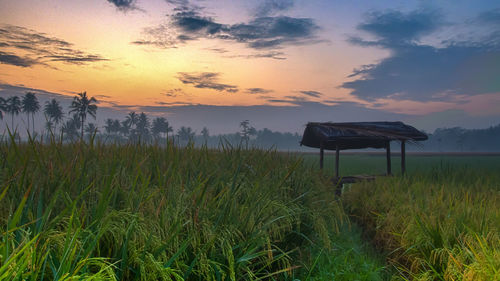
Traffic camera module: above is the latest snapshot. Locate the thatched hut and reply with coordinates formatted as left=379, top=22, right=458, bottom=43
left=300, top=121, right=427, bottom=181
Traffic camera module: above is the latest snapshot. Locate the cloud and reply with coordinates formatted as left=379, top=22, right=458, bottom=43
left=227, top=51, right=287, bottom=60
left=299, top=90, right=322, bottom=98
left=162, top=88, right=189, bottom=97
left=246, top=88, right=273, bottom=94
left=106, top=0, right=139, bottom=11
left=357, top=9, right=442, bottom=45
left=343, top=9, right=500, bottom=102
left=204, top=47, right=228, bottom=53
left=0, top=51, right=38, bottom=67
left=254, top=0, right=295, bottom=17
left=0, top=83, right=69, bottom=100
left=0, top=25, right=108, bottom=68
left=133, top=6, right=321, bottom=54
left=477, top=8, right=500, bottom=25
left=177, top=72, right=238, bottom=93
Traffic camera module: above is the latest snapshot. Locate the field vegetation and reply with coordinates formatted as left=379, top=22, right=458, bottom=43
left=312, top=154, right=499, bottom=280
left=0, top=135, right=388, bottom=280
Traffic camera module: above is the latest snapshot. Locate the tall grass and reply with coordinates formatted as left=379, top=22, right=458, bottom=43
left=1, top=135, right=355, bottom=280
left=342, top=164, right=500, bottom=280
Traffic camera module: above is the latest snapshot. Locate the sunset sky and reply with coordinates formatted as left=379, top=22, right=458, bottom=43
left=1, top=0, right=499, bottom=134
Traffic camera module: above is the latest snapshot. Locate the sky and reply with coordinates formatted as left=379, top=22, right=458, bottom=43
left=0, top=0, right=499, bottom=134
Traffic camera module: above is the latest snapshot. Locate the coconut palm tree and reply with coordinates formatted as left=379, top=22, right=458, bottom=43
left=44, top=99, right=64, bottom=133
left=104, top=118, right=114, bottom=135
left=112, top=119, right=121, bottom=135
left=136, top=112, right=150, bottom=141
left=69, top=92, right=98, bottom=139
left=62, top=114, right=81, bottom=141
left=22, top=92, right=40, bottom=135
left=6, top=96, right=22, bottom=129
left=85, top=123, right=99, bottom=139
left=177, top=126, right=195, bottom=145
left=152, top=117, right=172, bottom=140
left=120, top=119, right=130, bottom=138
left=201, top=127, right=209, bottom=143
left=45, top=120, right=53, bottom=135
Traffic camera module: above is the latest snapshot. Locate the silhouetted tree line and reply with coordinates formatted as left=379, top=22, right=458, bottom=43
left=1, top=92, right=500, bottom=151
left=419, top=125, right=500, bottom=152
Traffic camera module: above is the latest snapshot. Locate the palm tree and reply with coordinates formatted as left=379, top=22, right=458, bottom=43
left=6, top=96, right=21, bottom=129
left=62, top=114, right=81, bottom=141
left=177, top=126, right=195, bottom=145
left=85, top=123, right=99, bottom=139
left=104, top=118, right=114, bottom=135
left=120, top=119, right=130, bottom=137
left=112, top=119, right=121, bottom=135
left=45, top=120, right=53, bottom=135
left=69, top=92, right=98, bottom=139
left=152, top=117, right=172, bottom=140
left=44, top=99, right=64, bottom=133
left=22, top=92, right=40, bottom=135
left=201, top=127, right=209, bottom=143
left=136, top=112, right=150, bottom=141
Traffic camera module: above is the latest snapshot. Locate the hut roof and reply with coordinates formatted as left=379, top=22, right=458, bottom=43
left=300, top=121, right=428, bottom=150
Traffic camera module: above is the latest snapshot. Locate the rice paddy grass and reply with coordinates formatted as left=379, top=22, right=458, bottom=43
left=302, top=152, right=499, bottom=280
left=0, top=137, right=388, bottom=280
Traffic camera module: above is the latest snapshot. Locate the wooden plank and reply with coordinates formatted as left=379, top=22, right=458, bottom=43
left=386, top=141, right=392, bottom=175
left=335, top=145, right=340, bottom=178
left=401, top=140, right=406, bottom=175
left=320, top=142, right=324, bottom=169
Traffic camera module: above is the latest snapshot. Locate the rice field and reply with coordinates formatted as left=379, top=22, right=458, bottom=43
left=0, top=136, right=389, bottom=280
left=303, top=152, right=500, bottom=280
left=1, top=135, right=498, bottom=280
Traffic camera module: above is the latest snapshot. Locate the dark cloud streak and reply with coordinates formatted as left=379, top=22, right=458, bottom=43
left=133, top=4, right=321, bottom=57
left=299, top=90, right=322, bottom=98
left=177, top=72, right=239, bottom=93
left=0, top=25, right=108, bottom=68
left=0, top=51, right=37, bottom=67
left=246, top=88, right=273, bottom=94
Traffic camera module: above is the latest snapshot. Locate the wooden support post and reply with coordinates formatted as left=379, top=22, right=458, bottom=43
left=386, top=141, right=392, bottom=175
left=401, top=140, right=406, bottom=175
left=335, top=145, right=340, bottom=178
left=319, top=142, right=324, bottom=169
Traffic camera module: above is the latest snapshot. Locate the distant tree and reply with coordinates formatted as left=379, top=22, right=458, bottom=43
left=69, top=92, right=98, bottom=139
left=45, top=120, right=53, bottom=135
left=177, top=126, right=195, bottom=144
left=111, top=119, right=121, bottom=135
left=44, top=99, right=64, bottom=133
left=240, top=120, right=256, bottom=148
left=62, top=114, right=81, bottom=141
left=165, top=120, right=173, bottom=139
left=85, top=122, right=99, bottom=139
left=201, top=127, right=209, bottom=143
left=135, top=112, right=150, bottom=141
left=125, top=112, right=138, bottom=128
left=6, top=96, right=22, bottom=129
left=22, top=92, right=40, bottom=134
left=152, top=117, right=172, bottom=140
left=104, top=118, right=114, bottom=135
left=120, top=119, right=131, bottom=137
